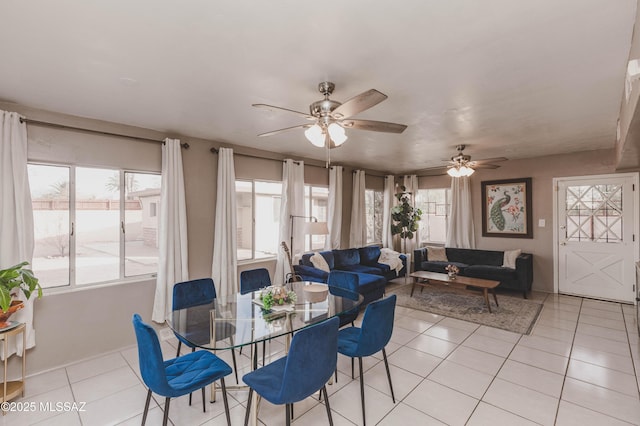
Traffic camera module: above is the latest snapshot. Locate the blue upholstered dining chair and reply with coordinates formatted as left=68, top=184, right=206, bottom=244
left=337, top=294, right=397, bottom=426
left=242, top=316, right=340, bottom=426
left=327, top=270, right=360, bottom=328
left=172, top=278, right=239, bottom=386
left=240, top=268, right=272, bottom=294
left=132, top=314, right=232, bottom=426
left=239, top=268, right=273, bottom=364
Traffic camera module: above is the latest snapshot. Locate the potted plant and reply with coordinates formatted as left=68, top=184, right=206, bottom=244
left=0, top=261, right=42, bottom=327
left=391, top=186, right=422, bottom=254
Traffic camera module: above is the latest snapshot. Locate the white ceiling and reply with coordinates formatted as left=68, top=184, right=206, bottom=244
left=0, top=0, right=636, bottom=173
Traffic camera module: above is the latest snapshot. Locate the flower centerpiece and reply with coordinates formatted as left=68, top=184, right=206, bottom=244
left=445, top=264, right=459, bottom=279
left=260, top=286, right=297, bottom=310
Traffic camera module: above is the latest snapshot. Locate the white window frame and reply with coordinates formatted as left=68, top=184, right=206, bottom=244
left=365, top=188, right=384, bottom=245
left=236, top=179, right=282, bottom=262
left=29, top=162, right=161, bottom=291
left=304, top=185, right=329, bottom=251
left=416, top=188, right=451, bottom=245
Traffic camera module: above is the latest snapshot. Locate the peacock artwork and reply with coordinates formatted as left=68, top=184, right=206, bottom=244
left=482, top=178, right=533, bottom=238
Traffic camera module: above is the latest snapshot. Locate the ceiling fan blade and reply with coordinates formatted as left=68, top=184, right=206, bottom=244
left=341, top=119, right=407, bottom=133
left=257, top=124, right=311, bottom=137
left=414, top=166, right=450, bottom=176
left=331, top=89, right=388, bottom=119
left=252, top=104, right=315, bottom=120
left=472, top=157, right=508, bottom=165
left=473, top=163, right=501, bottom=169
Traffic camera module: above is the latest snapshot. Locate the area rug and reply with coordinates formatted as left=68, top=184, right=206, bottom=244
left=387, top=282, right=543, bottom=335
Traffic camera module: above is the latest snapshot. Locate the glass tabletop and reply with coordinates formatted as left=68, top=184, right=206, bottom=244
left=167, top=281, right=363, bottom=350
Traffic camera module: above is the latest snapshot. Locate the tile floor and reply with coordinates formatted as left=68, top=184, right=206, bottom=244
left=2, top=292, right=640, bottom=425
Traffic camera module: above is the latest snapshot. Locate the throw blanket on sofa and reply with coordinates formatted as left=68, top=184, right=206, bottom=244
left=379, top=248, right=403, bottom=275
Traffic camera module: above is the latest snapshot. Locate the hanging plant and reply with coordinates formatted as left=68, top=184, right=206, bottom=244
left=391, top=186, right=422, bottom=253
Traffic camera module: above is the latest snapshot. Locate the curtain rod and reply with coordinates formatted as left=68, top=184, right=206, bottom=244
left=19, top=117, right=189, bottom=148
left=210, top=147, right=384, bottom=175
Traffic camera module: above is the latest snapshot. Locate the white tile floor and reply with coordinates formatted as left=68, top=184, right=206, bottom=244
left=3, top=292, right=640, bottom=425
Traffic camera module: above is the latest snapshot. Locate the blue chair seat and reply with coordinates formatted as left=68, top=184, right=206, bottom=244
left=164, top=351, right=232, bottom=396
left=242, top=357, right=288, bottom=404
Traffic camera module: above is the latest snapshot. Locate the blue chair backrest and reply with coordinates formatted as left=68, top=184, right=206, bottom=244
left=356, top=295, right=396, bottom=357
left=240, top=268, right=272, bottom=295
left=132, top=314, right=171, bottom=395
left=172, top=278, right=216, bottom=310
left=327, top=270, right=359, bottom=300
left=279, top=317, right=339, bottom=403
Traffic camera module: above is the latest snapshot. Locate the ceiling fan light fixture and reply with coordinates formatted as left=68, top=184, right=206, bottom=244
left=447, top=164, right=475, bottom=177
left=328, top=122, right=347, bottom=146
left=304, top=124, right=325, bottom=147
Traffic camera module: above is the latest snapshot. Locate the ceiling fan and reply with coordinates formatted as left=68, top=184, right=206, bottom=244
left=418, top=145, right=508, bottom=177
left=252, top=81, right=407, bottom=148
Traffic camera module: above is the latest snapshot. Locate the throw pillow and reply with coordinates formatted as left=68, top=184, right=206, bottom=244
left=310, top=252, right=330, bottom=272
left=426, top=246, right=448, bottom=262
left=502, top=249, right=522, bottom=269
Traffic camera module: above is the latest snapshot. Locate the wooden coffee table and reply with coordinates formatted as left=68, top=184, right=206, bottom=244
left=409, top=271, right=500, bottom=313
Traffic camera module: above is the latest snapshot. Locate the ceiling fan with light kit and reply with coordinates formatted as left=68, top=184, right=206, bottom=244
left=418, top=145, right=507, bottom=177
left=252, top=81, right=407, bottom=149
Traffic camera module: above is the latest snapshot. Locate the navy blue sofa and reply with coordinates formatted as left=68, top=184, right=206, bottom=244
left=413, top=247, right=533, bottom=298
left=293, top=246, right=407, bottom=306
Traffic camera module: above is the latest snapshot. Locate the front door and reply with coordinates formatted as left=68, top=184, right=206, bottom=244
left=556, top=174, right=638, bottom=303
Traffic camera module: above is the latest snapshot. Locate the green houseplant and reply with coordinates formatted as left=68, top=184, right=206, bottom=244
left=391, top=186, right=422, bottom=253
left=0, top=261, right=42, bottom=314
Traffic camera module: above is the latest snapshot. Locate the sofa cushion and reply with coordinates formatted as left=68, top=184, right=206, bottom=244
left=426, top=246, right=448, bottom=261
left=420, top=261, right=468, bottom=274
left=337, top=264, right=385, bottom=276
left=333, top=248, right=360, bottom=267
left=310, top=252, right=330, bottom=272
left=359, top=246, right=381, bottom=265
left=301, top=251, right=334, bottom=269
left=446, top=248, right=503, bottom=266
left=464, top=265, right=518, bottom=282
left=352, top=273, right=386, bottom=301
left=502, top=249, right=522, bottom=269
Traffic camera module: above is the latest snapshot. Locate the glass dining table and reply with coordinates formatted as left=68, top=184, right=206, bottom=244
left=166, top=280, right=363, bottom=423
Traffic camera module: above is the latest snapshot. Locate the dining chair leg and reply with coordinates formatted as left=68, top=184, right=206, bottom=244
left=162, top=397, right=171, bottom=426
left=285, top=403, right=292, bottom=426
left=351, top=357, right=355, bottom=379
left=382, top=348, right=396, bottom=403
left=244, top=388, right=254, bottom=426
left=176, top=341, right=182, bottom=357
left=334, top=368, right=338, bottom=383
left=262, top=341, right=266, bottom=365
left=220, top=378, right=232, bottom=426
left=321, top=385, right=334, bottom=426
left=358, top=357, right=366, bottom=426
left=142, top=389, right=152, bottom=425
left=201, top=387, right=206, bottom=412
left=188, top=347, right=196, bottom=406
left=231, top=348, right=239, bottom=384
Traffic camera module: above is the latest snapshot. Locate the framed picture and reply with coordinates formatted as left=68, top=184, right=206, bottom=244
left=481, top=178, right=532, bottom=238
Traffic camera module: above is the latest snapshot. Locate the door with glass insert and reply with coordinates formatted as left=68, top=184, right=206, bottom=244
left=557, top=175, right=638, bottom=302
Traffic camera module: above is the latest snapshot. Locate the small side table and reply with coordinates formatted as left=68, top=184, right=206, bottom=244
left=1, top=323, right=26, bottom=414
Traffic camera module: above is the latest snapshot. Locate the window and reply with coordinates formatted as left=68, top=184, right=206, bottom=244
left=28, top=164, right=161, bottom=289
left=415, top=188, right=451, bottom=244
left=365, top=189, right=384, bottom=244
left=304, top=186, right=328, bottom=251
left=236, top=180, right=282, bottom=261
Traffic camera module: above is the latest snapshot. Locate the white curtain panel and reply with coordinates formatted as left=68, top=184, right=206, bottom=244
left=325, top=165, right=343, bottom=250
left=275, top=159, right=305, bottom=283
left=211, top=148, right=238, bottom=299
left=349, top=170, right=367, bottom=247
left=0, top=110, right=35, bottom=359
left=446, top=176, right=476, bottom=249
left=382, top=174, right=396, bottom=248
left=403, top=174, right=420, bottom=253
left=152, top=138, right=189, bottom=323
